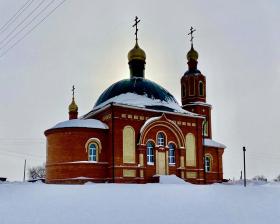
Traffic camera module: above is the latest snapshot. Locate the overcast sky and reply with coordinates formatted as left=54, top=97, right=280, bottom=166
left=0, top=0, right=279, bottom=181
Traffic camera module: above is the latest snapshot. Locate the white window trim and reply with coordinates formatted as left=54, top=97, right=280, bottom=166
left=88, top=143, right=98, bottom=162
left=147, top=142, right=155, bottom=164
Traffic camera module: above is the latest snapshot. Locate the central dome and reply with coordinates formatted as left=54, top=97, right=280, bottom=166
left=95, top=78, right=178, bottom=107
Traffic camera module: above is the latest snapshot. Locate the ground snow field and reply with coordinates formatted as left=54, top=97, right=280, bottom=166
left=0, top=176, right=280, bottom=224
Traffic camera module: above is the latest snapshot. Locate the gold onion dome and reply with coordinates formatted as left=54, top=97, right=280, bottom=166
left=68, top=98, right=78, bottom=112
left=128, top=42, right=146, bottom=61
left=187, top=45, right=199, bottom=61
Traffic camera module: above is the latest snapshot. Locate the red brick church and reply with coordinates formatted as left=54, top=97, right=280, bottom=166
left=44, top=21, right=226, bottom=184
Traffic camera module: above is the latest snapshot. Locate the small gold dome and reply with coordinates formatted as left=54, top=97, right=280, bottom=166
left=128, top=42, right=146, bottom=61
left=68, top=98, right=78, bottom=112
left=187, top=45, right=199, bottom=61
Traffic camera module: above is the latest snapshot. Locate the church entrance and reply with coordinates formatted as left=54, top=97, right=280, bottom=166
left=156, top=151, right=166, bottom=175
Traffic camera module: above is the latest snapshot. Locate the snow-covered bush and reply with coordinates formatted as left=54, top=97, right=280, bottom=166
left=28, top=165, right=46, bottom=180
left=252, top=175, right=267, bottom=182
left=274, top=175, right=280, bottom=182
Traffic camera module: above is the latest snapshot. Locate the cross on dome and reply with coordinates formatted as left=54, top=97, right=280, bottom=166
left=69, top=85, right=78, bottom=116
left=72, top=85, right=75, bottom=99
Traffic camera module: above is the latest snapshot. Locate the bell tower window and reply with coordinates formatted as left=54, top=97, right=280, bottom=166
left=182, top=84, right=186, bottom=97
left=199, top=81, right=204, bottom=96
left=202, top=120, right=208, bottom=137
left=189, top=77, right=195, bottom=96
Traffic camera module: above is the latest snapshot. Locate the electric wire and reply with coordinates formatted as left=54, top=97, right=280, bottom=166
left=0, top=0, right=35, bottom=34
left=0, top=0, right=68, bottom=58
left=0, top=0, right=58, bottom=51
left=0, top=150, right=45, bottom=159
left=0, top=0, right=47, bottom=46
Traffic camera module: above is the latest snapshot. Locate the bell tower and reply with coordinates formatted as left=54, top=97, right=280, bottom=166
left=181, top=27, right=212, bottom=138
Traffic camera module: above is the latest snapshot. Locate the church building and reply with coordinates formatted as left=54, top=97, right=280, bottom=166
left=44, top=20, right=226, bottom=184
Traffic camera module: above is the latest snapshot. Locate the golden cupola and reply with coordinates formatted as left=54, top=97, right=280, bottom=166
left=68, top=85, right=78, bottom=120
left=187, top=44, right=199, bottom=61
left=68, top=98, right=78, bottom=113
left=128, top=41, right=146, bottom=62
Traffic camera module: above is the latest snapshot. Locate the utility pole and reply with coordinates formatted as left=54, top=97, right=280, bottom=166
left=243, top=147, right=246, bottom=187
left=23, top=159, right=26, bottom=182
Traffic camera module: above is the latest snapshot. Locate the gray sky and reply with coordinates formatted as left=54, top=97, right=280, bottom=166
left=0, top=0, right=279, bottom=181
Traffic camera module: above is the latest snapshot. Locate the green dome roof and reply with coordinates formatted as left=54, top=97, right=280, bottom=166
left=95, top=78, right=178, bottom=107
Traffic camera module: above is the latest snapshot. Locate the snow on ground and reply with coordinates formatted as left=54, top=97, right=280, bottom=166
left=158, top=174, right=188, bottom=184
left=0, top=177, right=280, bottom=224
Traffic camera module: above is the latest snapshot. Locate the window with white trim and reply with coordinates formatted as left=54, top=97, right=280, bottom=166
left=88, top=143, right=97, bottom=161
left=205, top=156, right=211, bottom=172
left=168, top=143, right=175, bottom=164
left=157, top=132, right=165, bottom=147
left=146, top=141, right=154, bottom=164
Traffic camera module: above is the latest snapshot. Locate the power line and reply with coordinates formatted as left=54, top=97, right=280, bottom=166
left=0, top=150, right=45, bottom=159
left=0, top=0, right=59, bottom=52
left=0, top=0, right=68, bottom=58
left=0, top=137, right=44, bottom=141
left=0, top=0, right=35, bottom=34
left=0, top=0, right=47, bottom=47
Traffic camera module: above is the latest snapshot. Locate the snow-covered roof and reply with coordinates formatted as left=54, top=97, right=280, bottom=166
left=183, top=101, right=212, bottom=108
left=203, top=138, right=226, bottom=149
left=92, top=92, right=199, bottom=117
left=140, top=116, right=161, bottom=133
left=50, top=119, right=108, bottom=130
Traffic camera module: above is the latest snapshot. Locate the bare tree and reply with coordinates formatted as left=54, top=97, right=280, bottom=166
left=252, top=175, right=267, bottom=182
left=28, top=165, right=45, bottom=180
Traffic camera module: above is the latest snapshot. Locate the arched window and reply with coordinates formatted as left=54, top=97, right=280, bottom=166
left=88, top=143, right=97, bottom=161
left=199, top=81, right=204, bottom=96
left=157, top=132, right=165, bottom=147
left=123, top=126, right=135, bottom=163
left=146, top=141, right=154, bottom=164
left=182, top=84, right=186, bottom=97
left=85, top=138, right=102, bottom=162
left=189, top=77, right=195, bottom=96
left=168, top=143, right=175, bottom=164
left=205, top=155, right=212, bottom=172
left=202, top=120, right=208, bottom=136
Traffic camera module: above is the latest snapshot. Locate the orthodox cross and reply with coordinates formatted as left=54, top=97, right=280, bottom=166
left=188, top=26, right=196, bottom=45
left=72, top=85, right=75, bottom=99
left=133, top=16, right=140, bottom=42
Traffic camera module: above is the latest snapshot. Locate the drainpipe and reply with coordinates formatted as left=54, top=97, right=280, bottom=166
left=202, top=117, right=206, bottom=184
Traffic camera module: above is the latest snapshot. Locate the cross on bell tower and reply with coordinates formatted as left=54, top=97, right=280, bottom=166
left=133, top=16, right=140, bottom=42
left=188, top=26, right=196, bottom=46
